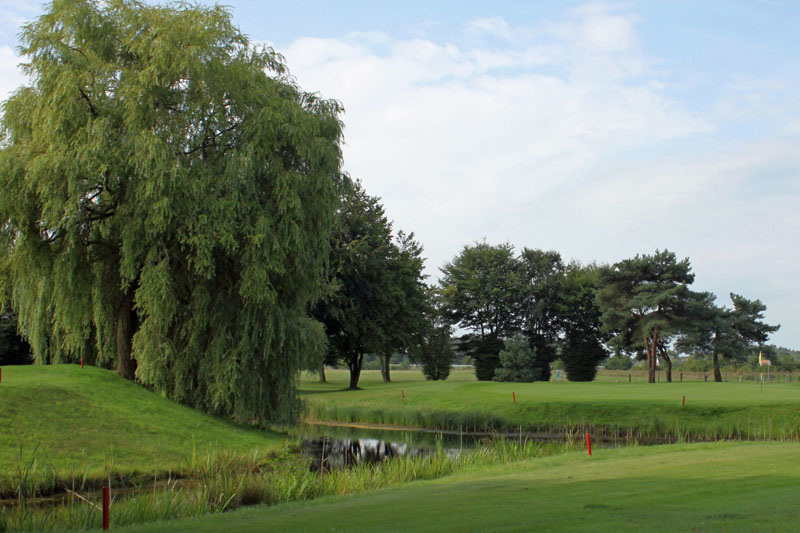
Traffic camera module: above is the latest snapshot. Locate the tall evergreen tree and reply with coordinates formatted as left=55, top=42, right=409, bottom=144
left=0, top=0, right=342, bottom=423
left=597, top=250, right=695, bottom=383
left=678, top=292, right=779, bottom=381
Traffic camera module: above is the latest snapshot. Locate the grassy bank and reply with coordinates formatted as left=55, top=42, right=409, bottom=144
left=2, top=437, right=576, bottom=530
left=0, top=365, right=283, bottom=497
left=126, top=441, right=800, bottom=532
left=301, top=369, right=800, bottom=441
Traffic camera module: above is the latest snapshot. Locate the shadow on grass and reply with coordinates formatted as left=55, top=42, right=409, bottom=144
left=298, top=388, right=356, bottom=395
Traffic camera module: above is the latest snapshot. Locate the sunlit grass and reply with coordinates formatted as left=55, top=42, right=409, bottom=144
left=301, top=368, right=800, bottom=441
left=125, top=441, right=800, bottom=532
left=0, top=365, right=283, bottom=494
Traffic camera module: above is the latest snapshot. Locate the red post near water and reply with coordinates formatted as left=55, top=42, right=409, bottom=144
left=102, top=486, right=110, bottom=530
left=512, top=391, right=516, bottom=404
left=682, top=395, right=685, bottom=407
left=585, top=433, right=592, bottom=457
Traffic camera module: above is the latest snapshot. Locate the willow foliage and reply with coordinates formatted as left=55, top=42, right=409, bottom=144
left=0, top=0, right=343, bottom=423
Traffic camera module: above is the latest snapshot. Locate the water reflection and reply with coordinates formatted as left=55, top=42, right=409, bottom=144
left=303, top=437, right=427, bottom=473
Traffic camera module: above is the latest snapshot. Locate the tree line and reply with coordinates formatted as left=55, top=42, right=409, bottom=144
left=439, top=244, right=779, bottom=384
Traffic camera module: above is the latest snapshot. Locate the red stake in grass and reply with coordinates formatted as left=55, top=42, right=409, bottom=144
left=401, top=390, right=405, bottom=399
left=80, top=357, right=84, bottom=369
left=102, top=486, right=110, bottom=530
left=0, top=367, right=2, bottom=383
left=586, top=433, right=592, bottom=457
left=512, top=391, right=516, bottom=404
left=682, top=395, right=685, bottom=407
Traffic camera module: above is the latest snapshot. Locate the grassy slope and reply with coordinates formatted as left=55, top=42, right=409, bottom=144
left=0, top=364, right=283, bottom=481
left=127, top=441, right=800, bottom=532
left=301, top=369, right=800, bottom=439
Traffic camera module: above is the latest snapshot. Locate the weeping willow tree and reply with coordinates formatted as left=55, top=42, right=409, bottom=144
left=0, top=0, right=343, bottom=424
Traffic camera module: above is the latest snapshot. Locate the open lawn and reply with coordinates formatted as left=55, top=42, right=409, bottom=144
left=0, top=364, right=284, bottom=484
left=301, top=369, right=800, bottom=441
left=127, top=440, right=800, bottom=532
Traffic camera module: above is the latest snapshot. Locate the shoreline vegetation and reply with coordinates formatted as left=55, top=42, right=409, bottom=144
left=300, top=369, right=800, bottom=443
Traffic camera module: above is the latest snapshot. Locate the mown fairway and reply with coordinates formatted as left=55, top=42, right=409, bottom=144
left=127, top=441, right=800, bottom=532
left=0, top=365, right=283, bottom=479
left=301, top=369, right=800, bottom=440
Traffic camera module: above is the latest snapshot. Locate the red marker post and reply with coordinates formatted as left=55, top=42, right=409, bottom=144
left=401, top=390, right=405, bottom=399
left=80, top=357, right=84, bottom=368
left=682, top=395, right=685, bottom=407
left=585, top=433, right=592, bottom=457
left=0, top=367, right=2, bottom=383
left=102, top=486, right=110, bottom=530
left=512, top=391, right=516, bottom=404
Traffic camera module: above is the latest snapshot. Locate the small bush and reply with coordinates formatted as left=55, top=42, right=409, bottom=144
left=494, top=334, right=541, bottom=383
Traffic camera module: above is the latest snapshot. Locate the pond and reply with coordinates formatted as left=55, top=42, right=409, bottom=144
left=295, top=422, right=607, bottom=472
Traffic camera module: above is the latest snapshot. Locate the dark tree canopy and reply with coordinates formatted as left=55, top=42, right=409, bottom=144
left=559, top=263, right=608, bottom=382
left=517, top=248, right=565, bottom=381
left=0, top=0, right=343, bottom=423
left=440, top=242, right=519, bottom=380
left=0, top=306, right=32, bottom=365
left=597, top=250, right=695, bottom=383
left=678, top=292, right=779, bottom=381
left=409, top=287, right=454, bottom=381
left=315, top=180, right=426, bottom=389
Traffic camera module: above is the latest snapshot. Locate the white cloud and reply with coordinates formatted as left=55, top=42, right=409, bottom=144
left=279, top=5, right=798, bottom=346
left=0, top=46, right=26, bottom=105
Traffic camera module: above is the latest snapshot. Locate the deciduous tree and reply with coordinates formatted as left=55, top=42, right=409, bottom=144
left=0, top=0, right=342, bottom=423
left=559, top=263, right=608, bottom=382
left=315, top=181, right=426, bottom=389
left=409, top=287, right=454, bottom=381
left=440, top=242, right=519, bottom=380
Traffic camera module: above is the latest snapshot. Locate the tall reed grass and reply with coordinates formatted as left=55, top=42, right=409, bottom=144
left=0, top=438, right=578, bottom=531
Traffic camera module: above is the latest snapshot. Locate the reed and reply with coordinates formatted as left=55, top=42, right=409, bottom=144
left=0, top=438, right=578, bottom=531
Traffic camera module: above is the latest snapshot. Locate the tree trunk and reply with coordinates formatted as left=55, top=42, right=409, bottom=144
left=661, top=352, right=672, bottom=383
left=712, top=351, right=722, bottom=382
left=645, top=325, right=659, bottom=384
left=318, top=364, right=327, bottom=383
left=348, top=352, right=364, bottom=390
left=658, top=345, right=672, bottom=383
left=380, top=354, right=391, bottom=382
left=116, top=288, right=137, bottom=380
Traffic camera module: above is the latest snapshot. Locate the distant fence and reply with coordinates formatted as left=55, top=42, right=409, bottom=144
left=595, top=369, right=798, bottom=383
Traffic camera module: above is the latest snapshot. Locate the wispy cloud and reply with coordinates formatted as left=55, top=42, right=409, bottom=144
left=280, top=4, right=797, bottom=345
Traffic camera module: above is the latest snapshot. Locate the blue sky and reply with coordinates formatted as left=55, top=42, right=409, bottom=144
left=1, top=1, right=798, bottom=349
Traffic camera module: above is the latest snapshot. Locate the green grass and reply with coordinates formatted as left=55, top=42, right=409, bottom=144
left=3, top=436, right=579, bottom=530
left=124, top=441, right=800, bottom=532
left=301, top=369, right=800, bottom=441
left=0, top=364, right=284, bottom=493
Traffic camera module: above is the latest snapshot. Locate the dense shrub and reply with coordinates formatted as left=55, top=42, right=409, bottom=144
left=561, top=335, right=606, bottom=382
left=602, top=354, right=633, bottom=370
